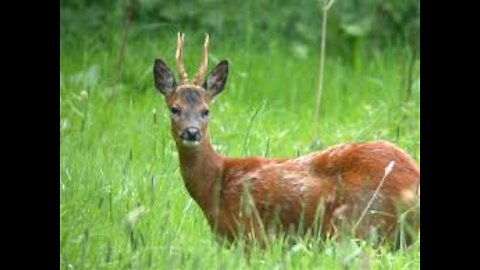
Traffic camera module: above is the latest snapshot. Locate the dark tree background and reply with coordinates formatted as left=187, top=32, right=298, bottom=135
left=60, top=0, right=419, bottom=60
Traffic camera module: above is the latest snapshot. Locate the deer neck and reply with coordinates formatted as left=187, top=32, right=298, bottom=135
left=175, top=135, right=224, bottom=209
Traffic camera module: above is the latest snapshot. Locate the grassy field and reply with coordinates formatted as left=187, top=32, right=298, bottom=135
left=60, top=30, right=420, bottom=269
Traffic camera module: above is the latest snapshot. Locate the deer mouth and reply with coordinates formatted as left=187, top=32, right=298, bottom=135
left=181, top=139, right=201, bottom=148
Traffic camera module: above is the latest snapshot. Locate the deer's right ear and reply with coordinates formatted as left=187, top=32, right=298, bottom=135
left=153, top=59, right=177, bottom=95
left=203, top=60, right=229, bottom=99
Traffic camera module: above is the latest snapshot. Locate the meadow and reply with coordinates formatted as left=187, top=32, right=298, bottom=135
left=60, top=22, right=420, bottom=269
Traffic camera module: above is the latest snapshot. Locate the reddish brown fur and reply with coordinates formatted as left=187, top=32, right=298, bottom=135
left=174, top=138, right=419, bottom=245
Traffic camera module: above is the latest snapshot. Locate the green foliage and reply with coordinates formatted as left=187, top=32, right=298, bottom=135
left=60, top=41, right=419, bottom=270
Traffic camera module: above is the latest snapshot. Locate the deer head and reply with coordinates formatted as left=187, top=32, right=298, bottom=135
left=153, top=33, right=229, bottom=148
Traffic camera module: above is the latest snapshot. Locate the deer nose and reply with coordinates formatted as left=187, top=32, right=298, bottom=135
left=181, top=127, right=201, bottom=141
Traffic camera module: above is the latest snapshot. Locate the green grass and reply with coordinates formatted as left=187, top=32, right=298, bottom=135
left=60, top=31, right=419, bottom=269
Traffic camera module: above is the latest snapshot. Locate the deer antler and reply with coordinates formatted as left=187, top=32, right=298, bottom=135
left=176, top=32, right=189, bottom=84
left=192, top=34, right=210, bottom=85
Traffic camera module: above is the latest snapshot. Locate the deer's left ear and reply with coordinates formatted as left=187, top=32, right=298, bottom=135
left=153, top=59, right=177, bottom=95
left=203, top=60, right=228, bottom=99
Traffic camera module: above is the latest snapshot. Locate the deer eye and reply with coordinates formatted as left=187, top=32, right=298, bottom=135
left=202, top=109, right=209, bottom=117
left=170, top=107, right=181, bottom=115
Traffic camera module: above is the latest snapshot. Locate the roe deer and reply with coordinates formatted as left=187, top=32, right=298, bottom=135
left=153, top=33, right=420, bottom=246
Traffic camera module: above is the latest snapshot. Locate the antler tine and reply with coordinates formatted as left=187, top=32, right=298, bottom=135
left=176, top=32, right=189, bottom=84
left=193, top=33, right=210, bottom=85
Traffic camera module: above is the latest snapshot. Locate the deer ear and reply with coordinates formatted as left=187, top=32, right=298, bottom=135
left=153, top=59, right=177, bottom=95
left=203, top=60, right=228, bottom=99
